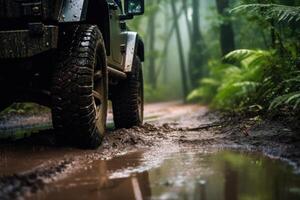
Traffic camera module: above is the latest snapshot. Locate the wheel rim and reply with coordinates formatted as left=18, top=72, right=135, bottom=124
left=93, top=52, right=107, bottom=135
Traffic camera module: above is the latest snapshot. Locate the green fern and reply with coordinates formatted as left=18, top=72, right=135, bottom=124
left=190, top=47, right=300, bottom=112
left=189, top=2, right=300, bottom=115
left=225, top=49, right=272, bottom=62
left=231, top=4, right=300, bottom=23
left=270, top=92, right=300, bottom=110
left=224, top=49, right=273, bottom=70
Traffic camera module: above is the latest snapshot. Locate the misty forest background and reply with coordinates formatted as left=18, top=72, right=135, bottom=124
left=128, top=0, right=300, bottom=120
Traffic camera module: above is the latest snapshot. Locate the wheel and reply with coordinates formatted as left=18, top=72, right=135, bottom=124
left=111, top=56, right=144, bottom=128
left=51, top=25, right=108, bottom=149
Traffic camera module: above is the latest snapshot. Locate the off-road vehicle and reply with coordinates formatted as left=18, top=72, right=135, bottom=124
left=0, top=0, right=145, bottom=148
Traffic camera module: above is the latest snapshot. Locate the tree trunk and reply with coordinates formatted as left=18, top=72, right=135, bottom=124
left=171, top=1, right=189, bottom=100
left=215, top=0, right=235, bottom=56
left=189, top=0, right=206, bottom=88
left=162, top=2, right=169, bottom=84
left=183, top=0, right=192, bottom=40
left=147, top=1, right=158, bottom=89
left=160, top=5, right=184, bottom=84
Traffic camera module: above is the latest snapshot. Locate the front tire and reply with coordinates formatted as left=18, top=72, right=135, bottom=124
left=111, top=56, right=144, bottom=128
left=51, top=25, right=108, bottom=149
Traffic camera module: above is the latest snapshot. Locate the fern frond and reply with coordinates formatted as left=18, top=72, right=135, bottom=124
left=284, top=76, right=300, bottom=84
left=224, top=49, right=271, bottom=62
left=201, top=78, right=220, bottom=86
left=269, top=92, right=300, bottom=110
left=294, top=98, right=300, bottom=110
left=233, top=81, right=261, bottom=89
left=224, top=49, right=272, bottom=71
left=187, top=88, right=204, bottom=101
left=232, top=4, right=300, bottom=23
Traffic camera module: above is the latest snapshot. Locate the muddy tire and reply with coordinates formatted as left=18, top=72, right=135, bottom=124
left=51, top=25, right=108, bottom=149
left=111, top=56, right=144, bottom=128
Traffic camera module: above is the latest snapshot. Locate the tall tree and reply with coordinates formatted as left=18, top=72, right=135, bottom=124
left=171, top=0, right=189, bottom=100
left=162, top=2, right=169, bottom=84
left=160, top=2, right=184, bottom=84
left=183, top=0, right=192, bottom=40
left=216, top=0, right=236, bottom=56
left=147, top=0, right=159, bottom=89
left=189, top=0, right=206, bottom=88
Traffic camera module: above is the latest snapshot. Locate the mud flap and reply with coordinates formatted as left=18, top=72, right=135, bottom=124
left=121, top=31, right=139, bottom=72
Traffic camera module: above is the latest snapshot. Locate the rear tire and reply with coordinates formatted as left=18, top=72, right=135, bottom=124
left=111, top=56, right=144, bottom=128
left=51, top=25, right=108, bottom=149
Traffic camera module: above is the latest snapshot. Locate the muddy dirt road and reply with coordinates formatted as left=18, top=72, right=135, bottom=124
left=0, top=102, right=300, bottom=200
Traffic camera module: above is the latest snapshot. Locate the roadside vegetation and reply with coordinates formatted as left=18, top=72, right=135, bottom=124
left=189, top=1, right=300, bottom=119
left=129, top=0, right=299, bottom=125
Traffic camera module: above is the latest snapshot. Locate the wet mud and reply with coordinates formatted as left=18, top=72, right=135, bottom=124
left=0, top=102, right=299, bottom=200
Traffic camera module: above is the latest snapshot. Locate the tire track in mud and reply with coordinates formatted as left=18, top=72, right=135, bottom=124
left=0, top=159, right=75, bottom=200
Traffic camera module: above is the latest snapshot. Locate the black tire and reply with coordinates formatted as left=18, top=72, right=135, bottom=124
left=111, top=56, right=144, bottom=128
left=51, top=25, right=108, bottom=149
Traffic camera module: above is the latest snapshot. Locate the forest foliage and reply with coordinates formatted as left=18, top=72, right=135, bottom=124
left=133, top=0, right=300, bottom=118
left=188, top=0, right=300, bottom=118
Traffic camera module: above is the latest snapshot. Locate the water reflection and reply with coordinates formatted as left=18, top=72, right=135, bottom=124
left=31, top=151, right=300, bottom=200
left=149, top=151, right=300, bottom=200
left=32, top=152, right=151, bottom=200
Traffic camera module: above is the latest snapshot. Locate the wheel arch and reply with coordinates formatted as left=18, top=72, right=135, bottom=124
left=85, top=0, right=111, bottom=55
left=59, top=0, right=111, bottom=55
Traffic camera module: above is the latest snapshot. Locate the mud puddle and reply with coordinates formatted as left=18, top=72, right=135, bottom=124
left=29, top=150, right=300, bottom=200
left=1, top=102, right=300, bottom=200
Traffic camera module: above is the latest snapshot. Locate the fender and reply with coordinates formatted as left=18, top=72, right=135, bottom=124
left=122, top=31, right=144, bottom=72
left=58, top=0, right=89, bottom=22
left=59, top=0, right=111, bottom=54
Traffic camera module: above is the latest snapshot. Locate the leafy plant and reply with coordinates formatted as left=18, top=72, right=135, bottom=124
left=189, top=49, right=274, bottom=111
left=232, top=4, right=300, bottom=23
left=190, top=47, right=300, bottom=113
left=190, top=1, right=300, bottom=117
left=270, top=91, right=300, bottom=110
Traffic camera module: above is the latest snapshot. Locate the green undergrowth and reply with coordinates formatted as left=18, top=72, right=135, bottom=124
left=188, top=49, right=300, bottom=117
left=189, top=2, right=300, bottom=124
